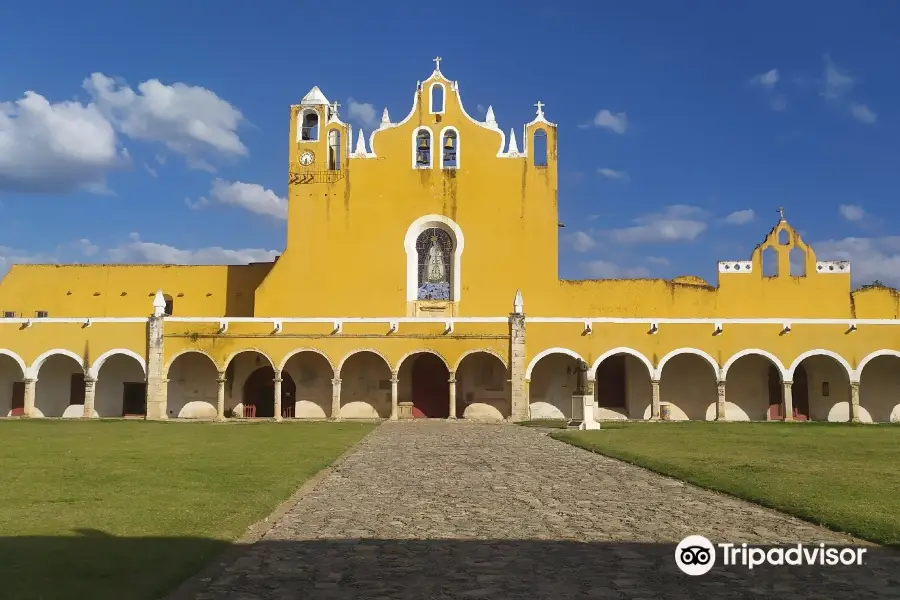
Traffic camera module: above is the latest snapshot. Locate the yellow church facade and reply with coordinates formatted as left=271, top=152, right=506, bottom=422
left=2, top=59, right=900, bottom=425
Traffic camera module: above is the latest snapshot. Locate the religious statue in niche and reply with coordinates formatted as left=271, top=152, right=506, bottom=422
left=574, top=360, right=589, bottom=395
left=416, top=228, right=452, bottom=300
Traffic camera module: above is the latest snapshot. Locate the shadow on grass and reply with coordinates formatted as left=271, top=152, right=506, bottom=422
left=2, top=532, right=899, bottom=600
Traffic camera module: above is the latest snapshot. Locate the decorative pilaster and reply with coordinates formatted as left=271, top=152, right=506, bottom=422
left=82, top=376, right=97, bottom=418
left=273, top=373, right=283, bottom=422
left=23, top=377, right=36, bottom=417
left=215, top=372, right=226, bottom=422
left=850, top=381, right=860, bottom=423
left=331, top=377, right=342, bottom=420
left=145, top=290, right=168, bottom=420
left=650, top=379, right=661, bottom=420
left=448, top=374, right=457, bottom=420
left=390, top=374, right=399, bottom=421
left=716, top=380, right=727, bottom=421
left=782, top=381, right=794, bottom=422
left=509, top=290, right=528, bottom=422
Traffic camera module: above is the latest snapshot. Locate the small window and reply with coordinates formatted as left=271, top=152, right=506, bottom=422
left=414, top=129, right=432, bottom=168
left=163, top=295, right=174, bottom=316
left=298, top=110, right=319, bottom=142
left=327, top=129, right=341, bottom=170
left=2, top=311, right=15, bottom=318
left=441, top=130, right=458, bottom=168
left=35, top=310, right=48, bottom=318
left=533, top=129, right=548, bottom=167
left=430, top=83, right=445, bottom=113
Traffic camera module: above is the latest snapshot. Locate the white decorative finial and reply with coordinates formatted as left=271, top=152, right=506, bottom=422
left=513, top=289, right=524, bottom=313
left=330, top=100, right=341, bottom=116
left=534, top=100, right=545, bottom=118
left=381, top=107, right=391, bottom=126
left=152, top=290, right=166, bottom=317
left=508, top=128, right=519, bottom=154
left=485, top=105, right=497, bottom=127
left=355, top=129, right=366, bottom=155
left=433, top=56, right=442, bottom=72
left=777, top=206, right=785, bottom=221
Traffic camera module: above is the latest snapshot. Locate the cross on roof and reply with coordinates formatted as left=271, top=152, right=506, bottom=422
left=331, top=100, right=341, bottom=115
left=777, top=206, right=785, bottom=221
left=534, top=101, right=545, bottom=117
left=433, top=56, right=442, bottom=71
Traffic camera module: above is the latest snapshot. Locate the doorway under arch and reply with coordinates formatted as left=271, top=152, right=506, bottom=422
left=243, top=367, right=296, bottom=418
left=410, top=354, right=450, bottom=418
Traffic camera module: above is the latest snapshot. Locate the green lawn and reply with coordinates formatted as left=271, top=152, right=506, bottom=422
left=0, top=420, right=375, bottom=600
left=553, top=422, right=900, bottom=547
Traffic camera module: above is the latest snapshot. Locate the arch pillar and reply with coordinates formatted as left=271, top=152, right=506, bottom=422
left=783, top=380, right=794, bottom=421
left=509, top=308, right=528, bottom=422
left=23, top=377, right=36, bottom=417
left=650, top=379, right=661, bottom=420
left=331, top=377, right=342, bottom=420
left=215, top=371, right=226, bottom=422
left=145, top=307, right=167, bottom=420
left=273, top=372, right=283, bottom=422
left=448, top=373, right=457, bottom=420
left=716, top=380, right=726, bottom=421
left=850, top=381, right=860, bottom=423
left=82, top=376, right=97, bottom=419
left=390, top=373, right=399, bottom=420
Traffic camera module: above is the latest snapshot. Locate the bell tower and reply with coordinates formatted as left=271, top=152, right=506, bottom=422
left=289, top=86, right=333, bottom=172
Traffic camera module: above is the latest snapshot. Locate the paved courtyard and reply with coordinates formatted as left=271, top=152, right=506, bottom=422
left=177, top=421, right=900, bottom=599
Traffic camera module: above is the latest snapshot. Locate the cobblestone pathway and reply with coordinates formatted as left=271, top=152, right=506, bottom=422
left=183, top=421, right=900, bottom=599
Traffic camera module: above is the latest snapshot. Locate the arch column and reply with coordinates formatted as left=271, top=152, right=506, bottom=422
left=331, top=377, right=342, bottom=420
left=650, top=379, right=661, bottom=420
left=783, top=380, right=794, bottom=421
left=82, top=376, right=97, bottom=418
left=23, top=377, right=36, bottom=417
left=850, top=381, right=860, bottom=423
left=145, top=298, right=167, bottom=420
left=215, top=371, right=226, bottom=421
left=273, top=372, right=283, bottom=422
left=509, top=308, right=528, bottom=422
left=716, top=380, right=726, bottom=421
left=390, top=373, right=399, bottom=420
left=448, top=374, right=457, bottom=420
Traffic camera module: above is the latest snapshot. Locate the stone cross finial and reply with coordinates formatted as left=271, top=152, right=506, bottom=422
left=534, top=101, right=545, bottom=117
left=330, top=100, right=341, bottom=116
left=777, top=206, right=785, bottom=221
left=433, top=56, right=442, bottom=71
left=513, top=289, right=524, bottom=313
left=152, top=290, right=166, bottom=317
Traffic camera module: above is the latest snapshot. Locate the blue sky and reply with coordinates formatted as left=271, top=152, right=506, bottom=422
left=1, top=0, right=898, bottom=287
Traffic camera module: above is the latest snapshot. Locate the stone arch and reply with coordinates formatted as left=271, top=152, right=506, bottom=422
left=525, top=347, right=583, bottom=380
left=223, top=348, right=275, bottom=371
left=338, top=349, right=393, bottom=419
left=165, top=350, right=219, bottom=419
left=721, top=349, right=788, bottom=421
left=787, top=350, right=853, bottom=421
left=222, top=349, right=278, bottom=419
left=527, top=348, right=584, bottom=420
left=396, top=349, right=451, bottom=373
left=280, top=349, right=335, bottom=419
left=438, top=126, right=459, bottom=169
left=397, top=351, right=451, bottom=419
left=0, top=349, right=27, bottom=417
left=31, top=350, right=86, bottom=418
left=404, top=214, right=465, bottom=302
left=855, top=350, right=900, bottom=422
left=590, top=347, right=654, bottom=421
left=89, top=348, right=147, bottom=380
left=655, top=348, right=720, bottom=421
left=454, top=350, right=509, bottom=420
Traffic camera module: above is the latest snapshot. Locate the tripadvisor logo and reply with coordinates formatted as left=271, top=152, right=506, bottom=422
left=675, top=535, right=868, bottom=575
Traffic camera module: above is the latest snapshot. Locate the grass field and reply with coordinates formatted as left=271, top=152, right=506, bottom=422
left=0, top=420, right=375, bottom=600
left=553, top=421, right=900, bottom=546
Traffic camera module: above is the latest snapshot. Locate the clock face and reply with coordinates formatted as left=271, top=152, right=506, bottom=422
left=299, top=151, right=315, bottom=166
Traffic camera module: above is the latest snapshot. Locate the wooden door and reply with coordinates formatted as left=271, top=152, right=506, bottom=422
left=411, top=354, right=450, bottom=418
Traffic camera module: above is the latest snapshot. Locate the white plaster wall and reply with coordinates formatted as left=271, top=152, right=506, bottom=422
left=802, top=355, right=850, bottom=422
left=167, top=353, right=218, bottom=419
left=722, top=355, right=773, bottom=421
left=35, top=355, right=84, bottom=418
left=858, top=356, right=900, bottom=423
left=0, top=355, right=24, bottom=416
left=528, top=353, right=578, bottom=419
left=340, top=352, right=391, bottom=418
left=457, top=353, right=509, bottom=420
left=283, top=352, right=333, bottom=419
left=95, top=354, right=145, bottom=417
left=658, top=354, right=717, bottom=421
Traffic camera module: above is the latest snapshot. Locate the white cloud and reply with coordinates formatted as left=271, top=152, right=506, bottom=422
left=582, top=260, right=650, bottom=279
left=812, top=236, right=900, bottom=286
left=748, top=68, right=787, bottom=111
left=84, top=73, right=247, bottom=168
left=821, top=54, right=854, bottom=100
left=346, top=98, right=379, bottom=129
left=598, top=168, right=630, bottom=182
left=475, top=104, right=487, bottom=115
left=587, top=109, right=628, bottom=134
left=646, top=256, right=670, bottom=266
left=610, top=205, right=708, bottom=244
left=106, top=233, right=278, bottom=265
left=0, top=90, right=128, bottom=193
left=850, top=102, right=877, bottom=124
left=750, top=69, right=779, bottom=88
left=188, top=178, right=287, bottom=220
left=839, top=204, right=866, bottom=222
left=144, top=163, right=158, bottom=177
left=568, top=231, right=596, bottom=252
left=723, top=209, right=755, bottom=225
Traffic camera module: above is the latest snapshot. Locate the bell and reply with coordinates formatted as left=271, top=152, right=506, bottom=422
left=417, top=137, right=430, bottom=150
left=444, top=136, right=455, bottom=150
left=416, top=150, right=430, bottom=164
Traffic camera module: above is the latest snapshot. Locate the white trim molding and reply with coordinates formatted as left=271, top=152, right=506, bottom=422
left=853, top=349, right=900, bottom=382
left=336, top=348, right=393, bottom=376
left=452, top=348, right=508, bottom=372
left=222, top=348, right=276, bottom=370
left=395, top=349, right=451, bottom=372
left=89, top=348, right=147, bottom=380
left=404, top=214, right=465, bottom=303
left=163, top=348, right=219, bottom=378
left=525, top=347, right=583, bottom=380
left=787, top=349, right=853, bottom=382
left=429, top=82, right=446, bottom=114
left=588, top=347, right=654, bottom=380
left=655, top=348, right=720, bottom=381
left=28, top=348, right=86, bottom=379
left=411, top=126, right=434, bottom=169
left=0, top=349, right=27, bottom=378
left=438, top=125, right=460, bottom=170
left=720, top=348, right=787, bottom=381
left=278, top=348, right=336, bottom=373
